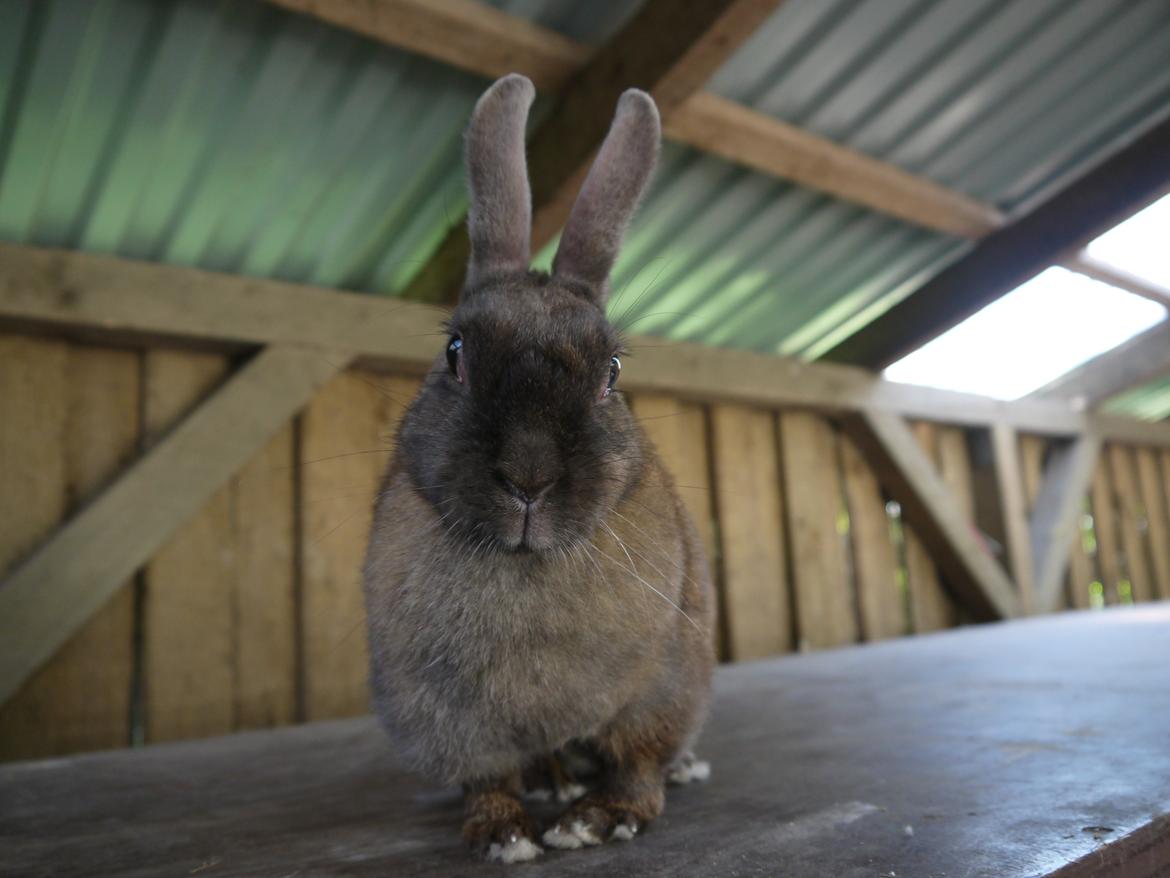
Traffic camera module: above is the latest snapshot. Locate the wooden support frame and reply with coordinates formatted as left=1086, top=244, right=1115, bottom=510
left=844, top=409, right=1019, bottom=621
left=268, top=0, right=1167, bottom=400
left=3, top=243, right=1168, bottom=447
left=267, top=0, right=1004, bottom=243
left=1030, top=436, right=1102, bottom=613
left=991, top=425, right=1036, bottom=614
left=0, top=345, right=347, bottom=705
left=399, top=0, right=784, bottom=304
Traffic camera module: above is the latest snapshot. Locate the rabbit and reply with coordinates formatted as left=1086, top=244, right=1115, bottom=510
left=362, top=73, right=716, bottom=864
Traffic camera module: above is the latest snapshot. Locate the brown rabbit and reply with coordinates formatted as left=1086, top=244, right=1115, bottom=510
left=363, top=73, right=715, bottom=863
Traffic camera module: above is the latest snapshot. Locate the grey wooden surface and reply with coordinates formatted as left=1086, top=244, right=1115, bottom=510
left=2, top=606, right=1169, bottom=877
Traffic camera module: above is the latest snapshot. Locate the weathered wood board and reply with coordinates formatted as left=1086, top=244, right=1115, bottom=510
left=709, top=405, right=791, bottom=659
left=2, top=607, right=1168, bottom=877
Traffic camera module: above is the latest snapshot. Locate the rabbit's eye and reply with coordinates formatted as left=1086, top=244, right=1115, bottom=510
left=602, top=355, right=621, bottom=399
left=446, top=336, right=464, bottom=382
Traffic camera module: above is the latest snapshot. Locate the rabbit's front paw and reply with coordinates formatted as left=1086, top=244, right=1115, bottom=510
left=542, top=796, right=644, bottom=849
left=463, top=791, right=542, bottom=863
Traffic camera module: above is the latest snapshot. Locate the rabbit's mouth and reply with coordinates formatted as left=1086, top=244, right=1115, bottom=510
left=494, top=497, right=558, bottom=553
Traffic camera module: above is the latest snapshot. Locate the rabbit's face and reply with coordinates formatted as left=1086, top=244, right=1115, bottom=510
left=395, top=73, right=660, bottom=553
left=399, top=274, right=640, bottom=553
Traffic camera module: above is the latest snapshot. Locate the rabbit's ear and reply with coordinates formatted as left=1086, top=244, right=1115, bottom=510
left=552, top=89, right=660, bottom=304
left=465, top=74, right=536, bottom=288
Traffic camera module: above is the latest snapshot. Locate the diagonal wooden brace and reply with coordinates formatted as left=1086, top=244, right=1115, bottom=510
left=0, top=344, right=348, bottom=705
left=844, top=409, right=1019, bottom=621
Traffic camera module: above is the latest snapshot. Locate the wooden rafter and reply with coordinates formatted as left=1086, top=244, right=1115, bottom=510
left=398, top=0, right=784, bottom=304
left=268, top=0, right=1166, bottom=347
left=3, top=244, right=1169, bottom=447
left=1030, top=436, right=1102, bottom=613
left=663, top=93, right=1003, bottom=237
left=266, top=0, right=588, bottom=93
left=266, top=0, right=1006, bottom=246
left=821, top=115, right=1170, bottom=368
left=0, top=344, right=347, bottom=705
left=1031, top=320, right=1170, bottom=406
left=844, top=409, right=1019, bottom=620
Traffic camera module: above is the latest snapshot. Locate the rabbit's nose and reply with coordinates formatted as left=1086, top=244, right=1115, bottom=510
left=497, top=472, right=555, bottom=506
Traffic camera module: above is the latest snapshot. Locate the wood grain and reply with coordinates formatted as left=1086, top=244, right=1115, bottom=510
left=233, top=425, right=297, bottom=730
left=839, top=435, right=904, bottom=641
left=0, top=345, right=139, bottom=758
left=402, top=0, right=785, bottom=304
left=846, top=412, right=1018, bottom=620
left=903, top=423, right=950, bottom=632
left=0, top=344, right=346, bottom=707
left=778, top=412, right=857, bottom=650
left=1089, top=460, right=1122, bottom=605
left=991, top=425, right=1035, bottom=614
left=265, top=0, right=1005, bottom=239
left=1134, top=448, right=1170, bottom=601
left=5, top=244, right=1170, bottom=448
left=6, top=609, right=1170, bottom=877
left=709, top=405, right=790, bottom=659
left=1106, top=445, right=1153, bottom=603
left=142, top=351, right=235, bottom=742
left=666, top=94, right=1001, bottom=236
left=0, top=337, right=68, bottom=754
left=301, top=372, right=418, bottom=719
left=628, top=394, right=720, bottom=655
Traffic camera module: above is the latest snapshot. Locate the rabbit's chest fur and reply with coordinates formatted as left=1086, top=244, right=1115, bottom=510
left=364, top=467, right=690, bottom=782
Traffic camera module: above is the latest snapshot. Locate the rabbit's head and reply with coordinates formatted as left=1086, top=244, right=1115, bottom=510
left=397, top=74, right=660, bottom=554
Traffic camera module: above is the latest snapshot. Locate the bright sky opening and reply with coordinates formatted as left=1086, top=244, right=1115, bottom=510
left=1086, top=192, right=1170, bottom=289
left=883, top=267, right=1167, bottom=400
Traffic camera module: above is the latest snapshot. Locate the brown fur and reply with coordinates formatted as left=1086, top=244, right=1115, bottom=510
left=362, top=74, right=715, bottom=859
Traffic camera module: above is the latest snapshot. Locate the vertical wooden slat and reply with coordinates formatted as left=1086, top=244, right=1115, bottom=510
left=779, top=412, right=857, bottom=650
left=1020, top=434, right=1089, bottom=611
left=628, top=394, right=720, bottom=654
left=1134, top=448, right=1170, bottom=601
left=301, top=371, right=417, bottom=720
left=903, top=422, right=952, bottom=632
left=1065, top=509, right=1095, bottom=611
left=0, top=346, right=140, bottom=759
left=1089, top=459, right=1122, bottom=605
left=142, top=350, right=235, bottom=743
left=1019, top=436, right=1045, bottom=510
left=936, top=425, right=981, bottom=624
left=709, top=405, right=790, bottom=660
left=990, top=425, right=1036, bottom=614
left=1107, top=445, right=1153, bottom=603
left=839, top=435, right=904, bottom=641
left=232, top=425, right=297, bottom=730
left=0, top=337, right=68, bottom=759
left=935, top=427, right=976, bottom=517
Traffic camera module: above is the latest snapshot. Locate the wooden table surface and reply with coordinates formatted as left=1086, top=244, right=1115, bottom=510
left=3, top=606, right=1169, bottom=877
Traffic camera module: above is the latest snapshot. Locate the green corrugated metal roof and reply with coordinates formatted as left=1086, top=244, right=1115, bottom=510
left=1, top=0, right=1168, bottom=421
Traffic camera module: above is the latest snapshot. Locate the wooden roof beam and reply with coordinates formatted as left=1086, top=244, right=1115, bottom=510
left=3, top=243, right=1170, bottom=447
left=820, top=115, right=1170, bottom=369
left=266, top=0, right=1005, bottom=245
left=396, top=0, right=786, bottom=304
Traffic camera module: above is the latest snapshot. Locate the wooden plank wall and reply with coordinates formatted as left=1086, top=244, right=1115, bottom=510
left=3, top=332, right=1170, bottom=760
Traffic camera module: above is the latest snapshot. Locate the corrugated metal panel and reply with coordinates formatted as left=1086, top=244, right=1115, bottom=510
left=1105, top=375, right=1170, bottom=422
left=1, top=0, right=1168, bottom=364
